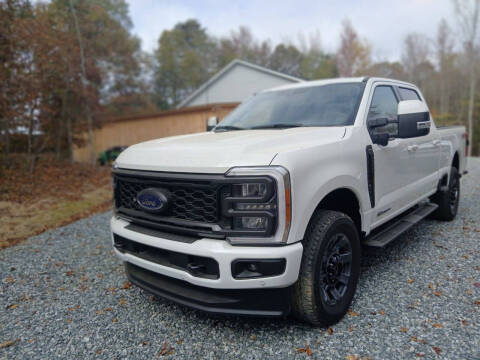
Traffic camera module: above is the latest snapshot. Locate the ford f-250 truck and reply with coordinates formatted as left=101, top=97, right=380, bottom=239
left=111, top=77, right=467, bottom=326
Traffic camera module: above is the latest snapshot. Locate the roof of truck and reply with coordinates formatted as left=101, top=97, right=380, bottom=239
left=263, top=77, right=417, bottom=93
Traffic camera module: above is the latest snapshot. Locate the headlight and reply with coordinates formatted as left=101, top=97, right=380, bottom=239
left=232, top=183, right=267, bottom=198
left=225, top=166, right=291, bottom=245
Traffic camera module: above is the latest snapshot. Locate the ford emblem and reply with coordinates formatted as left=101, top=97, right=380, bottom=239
left=136, top=188, right=169, bottom=213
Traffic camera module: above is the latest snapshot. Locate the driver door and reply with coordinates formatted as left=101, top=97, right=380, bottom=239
left=367, top=85, right=416, bottom=226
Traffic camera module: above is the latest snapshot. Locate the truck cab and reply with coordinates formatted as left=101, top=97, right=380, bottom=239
left=111, top=77, right=467, bottom=325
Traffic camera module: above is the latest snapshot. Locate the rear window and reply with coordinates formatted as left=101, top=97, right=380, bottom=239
left=399, top=87, right=421, bottom=101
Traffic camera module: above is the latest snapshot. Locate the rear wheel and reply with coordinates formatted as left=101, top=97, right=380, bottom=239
left=430, top=167, right=460, bottom=221
left=291, top=210, right=361, bottom=326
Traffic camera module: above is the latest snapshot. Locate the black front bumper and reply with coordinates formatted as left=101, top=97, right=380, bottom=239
left=125, top=262, right=291, bottom=317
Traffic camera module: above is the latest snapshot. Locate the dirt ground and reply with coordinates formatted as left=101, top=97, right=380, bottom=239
left=0, top=156, right=112, bottom=249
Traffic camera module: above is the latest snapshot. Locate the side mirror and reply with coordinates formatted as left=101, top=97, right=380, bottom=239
left=397, top=100, right=430, bottom=138
left=367, top=117, right=394, bottom=146
left=206, top=116, right=218, bottom=131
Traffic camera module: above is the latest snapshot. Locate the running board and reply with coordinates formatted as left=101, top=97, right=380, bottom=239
left=364, top=202, right=438, bottom=248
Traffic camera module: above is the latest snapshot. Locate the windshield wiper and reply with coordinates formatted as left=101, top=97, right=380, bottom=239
left=249, top=123, right=305, bottom=129
left=214, top=125, right=246, bottom=132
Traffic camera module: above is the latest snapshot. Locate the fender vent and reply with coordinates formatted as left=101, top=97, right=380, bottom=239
left=366, top=145, right=375, bottom=208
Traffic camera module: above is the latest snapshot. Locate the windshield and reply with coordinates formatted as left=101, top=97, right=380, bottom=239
left=216, top=83, right=365, bottom=131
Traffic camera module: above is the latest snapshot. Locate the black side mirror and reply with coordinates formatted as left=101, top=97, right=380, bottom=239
left=371, top=133, right=389, bottom=146
left=367, top=117, right=395, bottom=146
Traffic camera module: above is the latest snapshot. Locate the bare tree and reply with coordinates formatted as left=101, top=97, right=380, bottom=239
left=436, top=19, right=455, bottom=114
left=68, top=0, right=95, bottom=164
left=401, top=33, right=431, bottom=82
left=336, top=19, right=371, bottom=77
left=453, top=0, right=480, bottom=157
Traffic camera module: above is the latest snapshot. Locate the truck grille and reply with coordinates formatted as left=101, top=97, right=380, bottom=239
left=114, top=173, right=222, bottom=224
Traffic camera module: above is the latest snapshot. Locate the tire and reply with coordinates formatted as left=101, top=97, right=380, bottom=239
left=291, top=210, right=361, bottom=326
left=429, top=167, right=460, bottom=221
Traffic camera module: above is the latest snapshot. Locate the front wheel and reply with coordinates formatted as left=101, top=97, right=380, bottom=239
left=291, top=210, right=361, bottom=326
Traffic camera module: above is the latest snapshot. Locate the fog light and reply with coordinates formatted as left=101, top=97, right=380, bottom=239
left=231, top=259, right=286, bottom=279
left=236, top=216, right=268, bottom=230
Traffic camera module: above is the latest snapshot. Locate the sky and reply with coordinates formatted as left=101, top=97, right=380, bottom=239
left=126, top=0, right=456, bottom=61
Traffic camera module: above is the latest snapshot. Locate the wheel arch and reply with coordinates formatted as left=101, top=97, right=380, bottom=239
left=452, top=151, right=459, bottom=170
left=300, top=187, right=363, bottom=241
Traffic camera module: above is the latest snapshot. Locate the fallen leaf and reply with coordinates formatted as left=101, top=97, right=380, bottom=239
left=433, top=291, right=442, bottom=296
left=346, top=355, right=359, bottom=360
left=401, top=327, right=407, bottom=333
left=349, top=325, right=354, bottom=332
left=5, top=277, right=14, bottom=284
left=121, top=281, right=132, bottom=290
left=461, top=320, right=467, bottom=326
left=432, top=346, right=442, bottom=355
left=105, top=307, right=112, bottom=311
left=327, top=328, right=333, bottom=335
left=432, top=323, right=444, bottom=329
left=416, top=353, right=425, bottom=357
left=6, top=304, right=18, bottom=310
left=411, top=336, right=418, bottom=342
left=176, top=339, right=183, bottom=344
left=112, top=318, right=118, bottom=323
left=462, top=254, right=469, bottom=259
left=474, top=300, right=480, bottom=306
left=407, top=279, right=414, bottom=284
left=428, top=283, right=435, bottom=290
left=296, top=347, right=305, bottom=353
left=466, top=290, right=473, bottom=295
left=0, top=339, right=19, bottom=348
left=305, top=346, right=313, bottom=356
left=65, top=270, right=75, bottom=276
left=141, top=341, right=148, bottom=346
left=159, top=342, right=174, bottom=356
left=474, top=282, right=480, bottom=288
left=96, top=310, right=104, bottom=315
left=120, top=298, right=126, bottom=305
left=378, top=310, right=386, bottom=315
left=348, top=310, right=360, bottom=317
left=250, top=335, right=256, bottom=341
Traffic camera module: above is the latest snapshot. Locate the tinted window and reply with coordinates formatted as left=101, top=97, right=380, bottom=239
left=368, top=86, right=398, bottom=137
left=216, top=83, right=364, bottom=129
left=399, top=87, right=420, bottom=101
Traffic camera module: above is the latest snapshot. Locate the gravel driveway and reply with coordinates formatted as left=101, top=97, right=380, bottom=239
left=1, top=159, right=479, bottom=360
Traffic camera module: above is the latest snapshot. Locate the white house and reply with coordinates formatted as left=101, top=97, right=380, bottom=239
left=177, top=59, right=303, bottom=108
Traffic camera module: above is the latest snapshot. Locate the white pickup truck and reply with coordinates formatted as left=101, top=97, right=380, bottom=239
left=111, top=77, right=467, bottom=326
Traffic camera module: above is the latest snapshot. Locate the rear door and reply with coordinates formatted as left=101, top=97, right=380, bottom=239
left=397, top=86, right=440, bottom=199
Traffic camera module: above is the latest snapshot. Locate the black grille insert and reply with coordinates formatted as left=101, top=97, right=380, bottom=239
left=115, top=173, right=222, bottom=224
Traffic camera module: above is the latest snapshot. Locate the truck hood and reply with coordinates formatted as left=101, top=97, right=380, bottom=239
left=115, top=127, right=346, bottom=173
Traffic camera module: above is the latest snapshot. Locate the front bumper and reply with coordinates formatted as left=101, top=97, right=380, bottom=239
left=111, top=216, right=303, bottom=315
left=125, top=262, right=292, bottom=316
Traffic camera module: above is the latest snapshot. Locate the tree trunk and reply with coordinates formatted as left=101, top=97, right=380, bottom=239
left=466, top=66, right=475, bottom=158
left=67, top=113, right=73, bottom=164
left=69, top=0, right=95, bottom=164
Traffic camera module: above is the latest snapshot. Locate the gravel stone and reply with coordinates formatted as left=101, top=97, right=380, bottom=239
left=1, top=159, right=479, bottom=359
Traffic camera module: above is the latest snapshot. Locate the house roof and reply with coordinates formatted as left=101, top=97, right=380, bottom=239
left=177, top=59, right=303, bottom=108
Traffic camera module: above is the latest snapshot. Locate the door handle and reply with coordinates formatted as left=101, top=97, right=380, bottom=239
left=407, top=145, right=418, bottom=152
left=432, top=140, right=440, bottom=146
